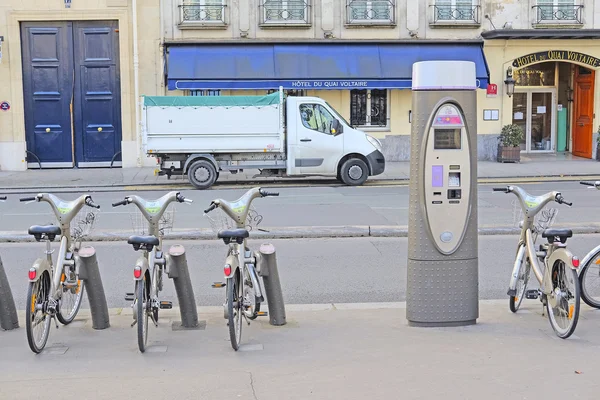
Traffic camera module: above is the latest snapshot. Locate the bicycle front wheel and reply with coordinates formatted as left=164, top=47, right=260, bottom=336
left=57, top=271, right=85, bottom=325
left=227, top=271, right=243, bottom=351
left=510, top=256, right=531, bottom=313
left=26, top=272, right=52, bottom=354
left=579, top=249, right=600, bottom=309
left=547, top=260, right=580, bottom=339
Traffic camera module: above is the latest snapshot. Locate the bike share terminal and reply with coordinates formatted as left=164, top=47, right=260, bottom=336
left=406, top=61, right=479, bottom=327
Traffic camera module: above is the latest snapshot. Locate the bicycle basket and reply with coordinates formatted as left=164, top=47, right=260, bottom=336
left=511, top=199, right=558, bottom=238
left=129, top=205, right=176, bottom=237
left=70, top=208, right=100, bottom=243
left=205, top=205, right=263, bottom=235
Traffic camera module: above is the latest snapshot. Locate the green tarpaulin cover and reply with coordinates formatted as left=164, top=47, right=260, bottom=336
left=143, top=92, right=281, bottom=107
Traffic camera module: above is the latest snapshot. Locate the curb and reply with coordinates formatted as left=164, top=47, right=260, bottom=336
left=1, top=224, right=600, bottom=243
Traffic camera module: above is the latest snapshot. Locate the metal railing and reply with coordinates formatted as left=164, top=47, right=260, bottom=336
left=532, top=4, right=583, bottom=24
left=179, top=3, right=227, bottom=24
left=430, top=4, right=480, bottom=24
left=259, top=0, right=310, bottom=25
left=346, top=0, right=395, bottom=25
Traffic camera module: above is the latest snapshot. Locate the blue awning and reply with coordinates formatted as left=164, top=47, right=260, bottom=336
left=167, top=42, right=490, bottom=90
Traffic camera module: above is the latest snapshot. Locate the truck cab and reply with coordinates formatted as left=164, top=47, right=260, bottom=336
left=285, top=96, right=385, bottom=185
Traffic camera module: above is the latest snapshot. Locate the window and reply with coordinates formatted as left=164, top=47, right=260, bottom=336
left=299, top=104, right=336, bottom=135
left=346, top=0, right=395, bottom=24
left=432, top=0, right=478, bottom=22
left=260, top=0, right=310, bottom=25
left=534, top=0, right=581, bottom=23
left=514, top=63, right=556, bottom=87
left=179, top=0, right=226, bottom=24
left=350, top=89, right=388, bottom=128
left=189, top=90, right=221, bottom=96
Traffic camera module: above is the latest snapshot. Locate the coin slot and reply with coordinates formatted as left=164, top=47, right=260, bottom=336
left=434, top=192, right=442, bottom=196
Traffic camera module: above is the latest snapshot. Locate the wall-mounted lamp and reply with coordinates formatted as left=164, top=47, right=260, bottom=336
left=504, top=66, right=516, bottom=98
left=566, top=88, right=574, bottom=102
left=64, top=0, right=72, bottom=8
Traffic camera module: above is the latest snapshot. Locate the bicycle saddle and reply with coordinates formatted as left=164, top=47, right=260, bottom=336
left=128, top=235, right=160, bottom=246
left=218, top=229, right=249, bottom=245
left=28, top=225, right=62, bottom=242
left=542, top=228, right=573, bottom=244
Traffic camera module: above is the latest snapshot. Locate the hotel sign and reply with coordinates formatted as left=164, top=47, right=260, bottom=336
left=513, top=51, right=600, bottom=68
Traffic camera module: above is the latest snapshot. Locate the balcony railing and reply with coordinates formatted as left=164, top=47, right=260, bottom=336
left=346, top=0, right=396, bottom=25
left=259, top=0, right=310, bottom=25
left=532, top=4, right=583, bottom=25
left=430, top=4, right=481, bottom=24
left=179, top=3, right=227, bottom=25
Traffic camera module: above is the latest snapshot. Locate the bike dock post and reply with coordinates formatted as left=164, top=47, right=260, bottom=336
left=76, top=246, right=110, bottom=330
left=256, top=243, right=286, bottom=326
left=166, top=244, right=199, bottom=329
left=0, top=255, right=19, bottom=331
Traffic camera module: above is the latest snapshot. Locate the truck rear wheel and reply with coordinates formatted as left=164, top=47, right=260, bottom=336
left=340, top=158, right=369, bottom=186
left=188, top=159, right=217, bottom=190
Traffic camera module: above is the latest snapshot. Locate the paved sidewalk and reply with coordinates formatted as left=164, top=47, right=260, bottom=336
left=0, top=154, right=598, bottom=190
left=1, top=301, right=600, bottom=399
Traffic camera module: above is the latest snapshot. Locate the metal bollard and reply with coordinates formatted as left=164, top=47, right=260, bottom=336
left=166, top=245, right=199, bottom=329
left=76, top=246, right=110, bottom=330
left=0, top=255, right=18, bottom=331
left=256, top=243, right=286, bottom=326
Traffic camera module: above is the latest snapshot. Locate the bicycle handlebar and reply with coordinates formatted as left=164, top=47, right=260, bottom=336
left=259, top=189, right=280, bottom=197
left=581, top=181, right=600, bottom=188
left=20, top=196, right=37, bottom=202
left=176, top=193, right=193, bottom=204
left=0, top=196, right=6, bottom=201
left=112, top=199, right=129, bottom=207
left=85, top=197, right=101, bottom=209
left=555, top=194, right=573, bottom=207
left=204, top=203, right=217, bottom=214
left=492, top=187, right=510, bottom=193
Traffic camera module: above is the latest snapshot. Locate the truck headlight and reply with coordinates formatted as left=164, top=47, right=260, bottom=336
left=366, top=135, right=382, bottom=151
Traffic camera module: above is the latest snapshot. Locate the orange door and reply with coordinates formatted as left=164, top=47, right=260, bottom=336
left=572, top=67, right=595, bottom=158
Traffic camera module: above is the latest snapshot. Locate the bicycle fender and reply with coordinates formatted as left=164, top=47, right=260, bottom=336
left=224, top=253, right=238, bottom=279
left=542, top=247, right=577, bottom=296
left=508, top=244, right=527, bottom=294
left=580, top=244, right=600, bottom=271
left=28, top=258, right=51, bottom=283
left=134, top=256, right=149, bottom=281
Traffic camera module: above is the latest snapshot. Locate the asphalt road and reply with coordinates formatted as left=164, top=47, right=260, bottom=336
left=1, top=181, right=598, bottom=234
left=3, top=234, right=600, bottom=310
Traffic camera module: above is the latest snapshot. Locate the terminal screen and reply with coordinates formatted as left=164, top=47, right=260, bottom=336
left=434, top=129, right=461, bottom=150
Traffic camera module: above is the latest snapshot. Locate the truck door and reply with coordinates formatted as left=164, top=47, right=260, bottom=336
left=294, top=103, right=344, bottom=175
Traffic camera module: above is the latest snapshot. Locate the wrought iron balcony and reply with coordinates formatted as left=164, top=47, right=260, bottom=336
left=179, top=3, right=227, bottom=25
left=259, top=0, right=310, bottom=25
left=532, top=4, right=583, bottom=25
left=430, top=4, right=481, bottom=25
left=346, top=0, right=396, bottom=25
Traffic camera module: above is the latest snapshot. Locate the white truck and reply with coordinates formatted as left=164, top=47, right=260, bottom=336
left=142, top=88, right=385, bottom=189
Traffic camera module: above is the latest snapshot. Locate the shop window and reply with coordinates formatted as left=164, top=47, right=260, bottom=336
left=534, top=0, right=582, bottom=24
left=515, top=63, right=556, bottom=87
left=179, top=0, right=226, bottom=25
left=431, top=0, right=480, bottom=24
left=260, top=0, right=310, bottom=26
left=350, top=89, right=389, bottom=129
left=189, top=90, right=221, bottom=96
left=299, top=104, right=336, bottom=135
left=346, top=0, right=396, bottom=25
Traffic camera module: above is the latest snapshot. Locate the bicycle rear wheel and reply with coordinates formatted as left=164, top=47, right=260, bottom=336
left=26, top=272, right=52, bottom=354
left=227, top=271, right=243, bottom=351
left=579, top=249, right=600, bottom=309
left=547, top=260, right=580, bottom=339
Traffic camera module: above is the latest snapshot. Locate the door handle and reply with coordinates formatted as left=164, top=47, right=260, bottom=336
left=578, top=123, right=584, bottom=126
left=300, top=138, right=312, bottom=142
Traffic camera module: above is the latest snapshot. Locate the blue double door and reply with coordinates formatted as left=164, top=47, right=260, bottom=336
left=21, top=21, right=122, bottom=168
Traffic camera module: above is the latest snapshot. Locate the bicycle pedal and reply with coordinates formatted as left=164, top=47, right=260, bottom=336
left=124, top=292, right=135, bottom=301
left=159, top=301, right=172, bottom=309
left=525, top=290, right=539, bottom=300
left=257, top=311, right=268, bottom=317
left=212, top=282, right=226, bottom=288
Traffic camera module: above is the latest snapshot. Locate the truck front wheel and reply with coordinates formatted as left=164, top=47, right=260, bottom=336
left=188, top=159, right=217, bottom=190
left=340, top=158, right=369, bottom=186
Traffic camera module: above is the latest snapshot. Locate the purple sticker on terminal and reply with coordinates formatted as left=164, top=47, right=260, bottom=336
left=432, top=165, right=443, bottom=187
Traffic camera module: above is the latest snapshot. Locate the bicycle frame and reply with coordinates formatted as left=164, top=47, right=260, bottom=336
left=26, top=194, right=93, bottom=301
left=506, top=187, right=577, bottom=299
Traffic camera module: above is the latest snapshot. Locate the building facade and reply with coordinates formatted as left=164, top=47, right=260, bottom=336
left=1, top=0, right=599, bottom=171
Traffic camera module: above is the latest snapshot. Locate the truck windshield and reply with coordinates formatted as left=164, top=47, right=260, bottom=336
left=325, top=102, right=351, bottom=128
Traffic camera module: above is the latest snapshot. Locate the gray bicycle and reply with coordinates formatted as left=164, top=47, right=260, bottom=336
left=112, top=191, right=192, bottom=353
left=20, top=193, right=101, bottom=353
left=204, top=187, right=279, bottom=350
left=494, top=185, right=580, bottom=339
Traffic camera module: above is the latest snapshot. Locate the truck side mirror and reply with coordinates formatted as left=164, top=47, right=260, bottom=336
left=331, top=119, right=343, bottom=135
